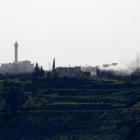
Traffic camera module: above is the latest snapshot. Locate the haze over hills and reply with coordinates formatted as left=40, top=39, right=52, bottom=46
left=0, top=1, right=140, bottom=139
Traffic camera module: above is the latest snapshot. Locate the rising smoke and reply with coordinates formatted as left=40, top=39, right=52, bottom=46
left=100, top=54, right=140, bottom=76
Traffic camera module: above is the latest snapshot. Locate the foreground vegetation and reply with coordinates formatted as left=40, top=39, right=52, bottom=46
left=0, top=73, right=140, bottom=140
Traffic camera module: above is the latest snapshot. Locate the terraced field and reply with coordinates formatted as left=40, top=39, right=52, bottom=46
left=0, top=77, right=140, bottom=140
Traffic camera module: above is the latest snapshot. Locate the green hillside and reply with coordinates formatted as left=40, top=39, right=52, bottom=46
left=0, top=75, right=139, bottom=140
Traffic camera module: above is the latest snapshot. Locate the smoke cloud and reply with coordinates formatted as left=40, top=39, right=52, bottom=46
left=100, top=54, right=140, bottom=76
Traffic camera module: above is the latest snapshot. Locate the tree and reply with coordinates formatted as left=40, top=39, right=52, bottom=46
left=33, top=63, right=45, bottom=78
left=52, top=58, right=56, bottom=72
left=82, top=72, right=91, bottom=77
left=40, top=66, right=45, bottom=77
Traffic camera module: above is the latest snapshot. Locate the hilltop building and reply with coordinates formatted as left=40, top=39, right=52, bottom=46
left=0, top=42, right=34, bottom=74
left=56, top=66, right=82, bottom=77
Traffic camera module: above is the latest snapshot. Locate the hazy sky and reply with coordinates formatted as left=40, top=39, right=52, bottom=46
left=0, top=0, right=140, bottom=69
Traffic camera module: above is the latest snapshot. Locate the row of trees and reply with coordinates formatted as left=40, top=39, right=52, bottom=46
left=33, top=59, right=56, bottom=78
left=33, top=62, right=92, bottom=79
left=33, top=63, right=45, bottom=77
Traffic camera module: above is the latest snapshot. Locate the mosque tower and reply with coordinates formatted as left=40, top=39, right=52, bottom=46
left=14, top=41, right=18, bottom=62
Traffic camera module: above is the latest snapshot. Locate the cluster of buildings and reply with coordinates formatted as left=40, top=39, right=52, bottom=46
left=0, top=42, right=98, bottom=76
left=0, top=42, right=34, bottom=74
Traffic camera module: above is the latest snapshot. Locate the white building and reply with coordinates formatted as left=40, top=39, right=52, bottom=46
left=0, top=61, right=34, bottom=74
left=0, top=42, right=34, bottom=74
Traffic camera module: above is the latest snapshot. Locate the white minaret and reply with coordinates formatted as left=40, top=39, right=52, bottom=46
left=14, top=41, right=18, bottom=62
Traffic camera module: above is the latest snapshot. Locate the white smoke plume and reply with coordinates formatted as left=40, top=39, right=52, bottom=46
left=100, top=54, right=140, bottom=76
